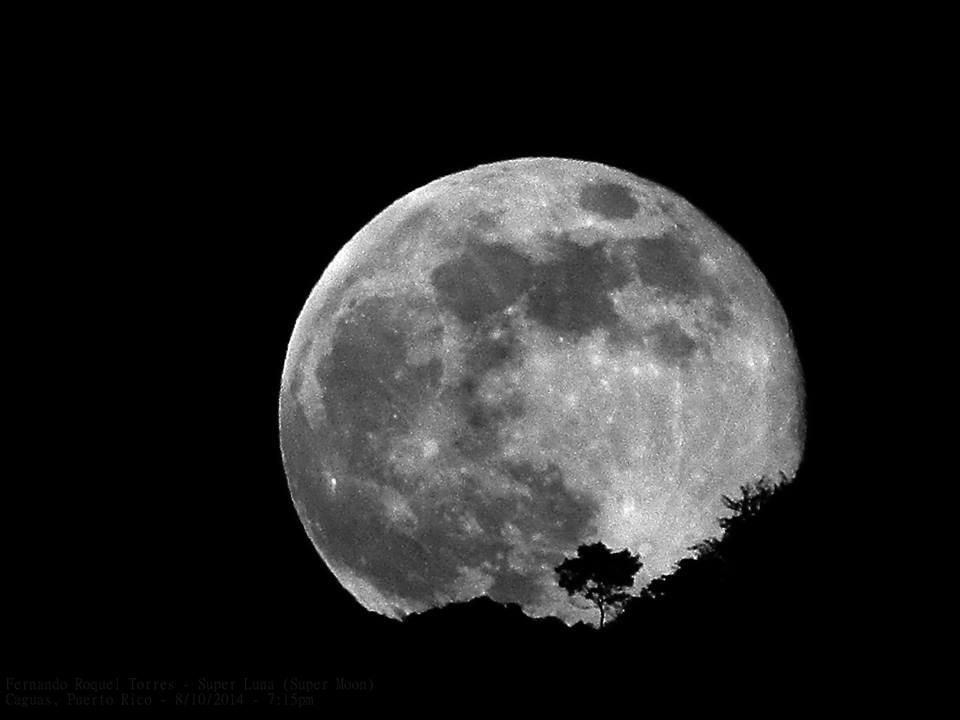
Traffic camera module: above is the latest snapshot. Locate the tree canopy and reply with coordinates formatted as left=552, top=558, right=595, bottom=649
left=555, top=542, right=642, bottom=628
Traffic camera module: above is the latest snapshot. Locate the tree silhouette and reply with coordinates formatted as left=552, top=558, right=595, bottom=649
left=555, top=542, right=642, bottom=628
left=719, top=475, right=778, bottom=529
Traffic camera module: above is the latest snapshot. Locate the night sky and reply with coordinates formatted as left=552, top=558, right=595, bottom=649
left=6, top=67, right=875, bottom=702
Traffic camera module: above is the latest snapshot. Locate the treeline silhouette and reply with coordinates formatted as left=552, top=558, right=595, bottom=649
left=615, top=472, right=805, bottom=631
left=334, top=470, right=844, bottom=690
left=402, top=473, right=805, bottom=632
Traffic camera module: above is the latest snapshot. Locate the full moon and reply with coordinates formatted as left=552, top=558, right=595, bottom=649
left=279, top=158, right=804, bottom=625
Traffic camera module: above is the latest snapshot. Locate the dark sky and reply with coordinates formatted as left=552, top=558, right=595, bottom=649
left=7, top=61, right=877, bottom=701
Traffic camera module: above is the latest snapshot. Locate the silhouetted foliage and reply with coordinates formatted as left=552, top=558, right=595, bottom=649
left=411, top=472, right=808, bottom=655
left=555, top=542, right=642, bottom=628
left=617, top=473, right=804, bottom=632
left=719, top=474, right=781, bottom=529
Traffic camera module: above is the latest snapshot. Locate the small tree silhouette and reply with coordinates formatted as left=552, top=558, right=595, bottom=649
left=555, top=542, right=642, bottom=628
left=719, top=475, right=779, bottom=530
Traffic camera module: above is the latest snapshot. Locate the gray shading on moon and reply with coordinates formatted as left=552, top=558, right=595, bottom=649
left=279, top=158, right=804, bottom=625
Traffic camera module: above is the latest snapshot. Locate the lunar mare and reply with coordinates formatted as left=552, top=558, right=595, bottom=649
left=280, top=158, right=803, bottom=625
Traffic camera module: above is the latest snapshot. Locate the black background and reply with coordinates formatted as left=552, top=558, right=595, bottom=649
left=7, top=54, right=880, bottom=703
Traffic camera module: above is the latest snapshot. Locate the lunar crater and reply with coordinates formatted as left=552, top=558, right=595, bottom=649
left=280, top=158, right=803, bottom=624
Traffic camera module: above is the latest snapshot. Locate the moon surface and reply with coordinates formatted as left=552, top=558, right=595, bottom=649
left=279, top=158, right=804, bottom=625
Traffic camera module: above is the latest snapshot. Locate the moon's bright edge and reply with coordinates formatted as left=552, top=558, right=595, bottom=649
left=280, top=158, right=804, bottom=625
